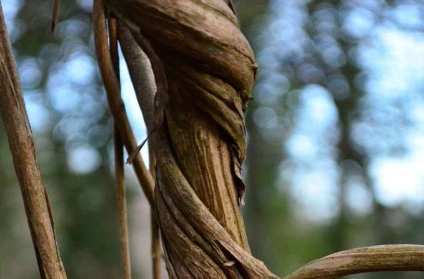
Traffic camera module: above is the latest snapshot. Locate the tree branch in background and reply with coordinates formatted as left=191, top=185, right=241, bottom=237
left=0, top=3, right=67, bottom=279
left=92, top=0, right=155, bottom=206
left=108, top=17, right=132, bottom=279
left=50, top=0, right=61, bottom=33
left=284, top=245, right=424, bottom=279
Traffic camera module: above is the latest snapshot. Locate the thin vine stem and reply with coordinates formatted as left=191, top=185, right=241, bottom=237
left=284, top=245, right=424, bottom=279
left=108, top=17, right=132, bottom=279
left=92, top=0, right=155, bottom=206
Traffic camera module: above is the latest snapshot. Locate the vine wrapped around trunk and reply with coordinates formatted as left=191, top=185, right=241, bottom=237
left=104, top=0, right=273, bottom=278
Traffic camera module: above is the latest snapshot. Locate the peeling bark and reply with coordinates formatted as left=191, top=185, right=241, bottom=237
left=105, top=0, right=274, bottom=277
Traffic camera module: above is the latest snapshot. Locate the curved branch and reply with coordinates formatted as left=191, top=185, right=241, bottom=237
left=117, top=23, right=155, bottom=130
left=92, top=0, right=155, bottom=206
left=284, top=245, right=424, bottom=279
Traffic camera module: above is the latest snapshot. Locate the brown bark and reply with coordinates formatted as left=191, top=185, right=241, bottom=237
left=284, top=245, right=424, bottom=279
left=0, top=3, right=67, bottom=279
left=151, top=206, right=162, bottom=279
left=103, top=0, right=274, bottom=278
left=92, top=1, right=155, bottom=207
left=149, top=148, right=162, bottom=279
left=114, top=129, right=132, bottom=279
left=118, top=25, right=163, bottom=278
left=5, top=1, right=424, bottom=279
left=109, top=18, right=133, bottom=279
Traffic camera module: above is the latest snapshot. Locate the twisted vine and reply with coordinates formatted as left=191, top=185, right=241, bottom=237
left=93, top=1, right=424, bottom=279
left=102, top=0, right=275, bottom=278
left=3, top=0, right=424, bottom=278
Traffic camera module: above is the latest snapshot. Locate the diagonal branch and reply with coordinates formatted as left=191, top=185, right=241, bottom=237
left=0, top=3, right=67, bottom=279
left=283, top=245, right=424, bottom=279
left=92, top=0, right=155, bottom=206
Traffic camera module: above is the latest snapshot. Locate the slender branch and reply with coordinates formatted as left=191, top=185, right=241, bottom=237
left=109, top=17, right=132, bottom=279
left=114, top=130, right=132, bottom=279
left=283, top=245, right=424, bottom=279
left=149, top=148, right=162, bottom=279
left=151, top=209, right=162, bottom=279
left=117, top=23, right=155, bottom=131
left=129, top=30, right=168, bottom=129
left=92, top=0, right=155, bottom=206
left=0, top=3, right=67, bottom=279
left=124, top=29, right=168, bottom=164
left=51, top=0, right=61, bottom=33
left=118, top=17, right=164, bottom=279
left=108, top=18, right=120, bottom=80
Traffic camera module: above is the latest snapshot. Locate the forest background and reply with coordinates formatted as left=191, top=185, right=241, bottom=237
left=1, top=0, right=424, bottom=278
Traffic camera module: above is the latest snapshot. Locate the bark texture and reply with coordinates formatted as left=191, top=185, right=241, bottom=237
left=93, top=2, right=155, bottom=207
left=105, top=0, right=273, bottom=278
left=284, top=245, right=424, bottom=279
left=0, top=3, right=67, bottom=279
